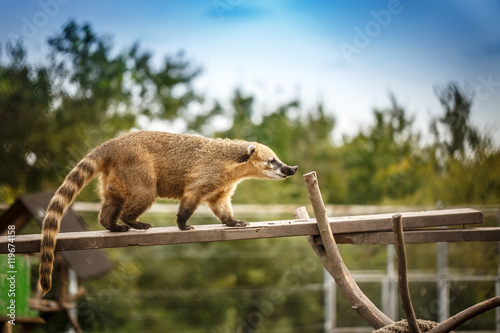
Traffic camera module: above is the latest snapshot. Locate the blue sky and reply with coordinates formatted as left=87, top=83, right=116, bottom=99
left=1, top=0, right=499, bottom=143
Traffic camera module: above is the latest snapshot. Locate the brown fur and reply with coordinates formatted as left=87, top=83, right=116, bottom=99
left=39, top=131, right=297, bottom=294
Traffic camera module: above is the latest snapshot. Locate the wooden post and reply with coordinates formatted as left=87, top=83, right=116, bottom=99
left=323, top=269, right=336, bottom=332
left=67, top=268, right=78, bottom=333
left=436, top=242, right=449, bottom=322
left=382, top=244, right=398, bottom=320
left=392, top=214, right=421, bottom=333
left=300, top=172, right=393, bottom=329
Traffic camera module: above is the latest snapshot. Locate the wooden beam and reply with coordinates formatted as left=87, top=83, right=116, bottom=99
left=336, top=227, right=500, bottom=245
left=0, top=208, right=483, bottom=254
left=324, top=208, right=482, bottom=233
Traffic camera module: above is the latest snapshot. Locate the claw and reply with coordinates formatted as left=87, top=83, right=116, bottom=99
left=179, top=225, right=194, bottom=230
left=226, top=220, right=249, bottom=227
left=235, top=221, right=249, bottom=227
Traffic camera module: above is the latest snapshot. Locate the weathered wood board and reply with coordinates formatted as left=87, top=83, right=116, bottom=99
left=0, top=209, right=485, bottom=253
left=335, top=227, right=500, bottom=245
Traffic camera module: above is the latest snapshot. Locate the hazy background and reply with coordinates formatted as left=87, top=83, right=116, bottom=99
left=1, top=1, right=500, bottom=332
left=2, top=0, right=499, bottom=144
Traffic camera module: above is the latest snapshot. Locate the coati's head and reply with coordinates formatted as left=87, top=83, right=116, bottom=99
left=244, top=143, right=298, bottom=180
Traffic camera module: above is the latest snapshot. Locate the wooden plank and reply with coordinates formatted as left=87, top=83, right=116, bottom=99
left=334, top=227, right=500, bottom=245
left=325, top=208, right=482, bottom=233
left=0, top=209, right=483, bottom=253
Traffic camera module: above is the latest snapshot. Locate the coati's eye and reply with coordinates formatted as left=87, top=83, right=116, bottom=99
left=268, top=157, right=276, bottom=165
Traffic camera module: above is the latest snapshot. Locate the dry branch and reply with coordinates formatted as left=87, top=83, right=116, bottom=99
left=428, top=296, right=500, bottom=333
left=301, top=171, right=393, bottom=329
left=392, top=214, right=421, bottom=333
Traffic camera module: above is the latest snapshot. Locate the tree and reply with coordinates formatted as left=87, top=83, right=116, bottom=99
left=340, top=95, right=422, bottom=204
left=433, top=83, right=481, bottom=159
left=127, top=43, right=203, bottom=122
left=0, top=41, right=52, bottom=194
left=0, top=21, right=202, bottom=200
left=423, top=82, right=500, bottom=204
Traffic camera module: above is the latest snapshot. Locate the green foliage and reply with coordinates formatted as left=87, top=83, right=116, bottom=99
left=0, top=20, right=201, bottom=201
left=1, top=21, right=499, bottom=205
left=0, top=41, right=52, bottom=193
left=433, top=83, right=481, bottom=159
left=339, top=95, right=422, bottom=203
left=417, top=83, right=500, bottom=205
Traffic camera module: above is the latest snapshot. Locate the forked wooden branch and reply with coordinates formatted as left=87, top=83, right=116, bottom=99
left=299, top=171, right=393, bottom=329
left=392, top=214, right=421, bottom=333
left=299, top=171, right=500, bottom=331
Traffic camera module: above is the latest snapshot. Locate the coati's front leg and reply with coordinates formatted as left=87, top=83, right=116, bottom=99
left=208, top=195, right=249, bottom=227
left=176, top=194, right=200, bottom=230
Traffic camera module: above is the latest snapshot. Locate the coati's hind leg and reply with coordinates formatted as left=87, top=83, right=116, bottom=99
left=122, top=217, right=152, bottom=230
left=120, top=193, right=155, bottom=230
left=99, top=173, right=134, bottom=232
left=208, top=195, right=249, bottom=227
left=99, top=197, right=130, bottom=232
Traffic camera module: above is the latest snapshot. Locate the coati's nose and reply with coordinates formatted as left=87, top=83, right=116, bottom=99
left=285, top=165, right=298, bottom=176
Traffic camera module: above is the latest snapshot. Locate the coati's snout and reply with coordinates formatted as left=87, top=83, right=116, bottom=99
left=281, top=165, right=298, bottom=177
left=272, top=162, right=297, bottom=179
left=247, top=144, right=298, bottom=180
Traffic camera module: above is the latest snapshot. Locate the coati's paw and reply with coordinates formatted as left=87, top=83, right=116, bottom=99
left=235, top=220, right=249, bottom=227
left=110, top=224, right=130, bottom=232
left=179, top=225, right=194, bottom=231
left=225, top=220, right=249, bottom=227
left=132, top=221, right=152, bottom=230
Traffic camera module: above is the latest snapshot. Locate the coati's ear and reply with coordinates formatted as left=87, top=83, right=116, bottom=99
left=247, top=145, right=257, bottom=157
left=238, top=144, right=257, bottom=163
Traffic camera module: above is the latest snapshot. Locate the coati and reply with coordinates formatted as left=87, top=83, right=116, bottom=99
left=39, top=131, right=297, bottom=293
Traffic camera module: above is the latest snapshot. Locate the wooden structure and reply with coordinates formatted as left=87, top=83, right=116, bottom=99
left=0, top=176, right=499, bottom=331
left=0, top=208, right=489, bottom=254
left=0, top=192, right=113, bottom=278
left=297, top=172, right=500, bottom=332
left=0, top=192, right=113, bottom=333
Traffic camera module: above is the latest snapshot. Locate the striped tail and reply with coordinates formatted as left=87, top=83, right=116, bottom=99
left=39, top=154, right=101, bottom=295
